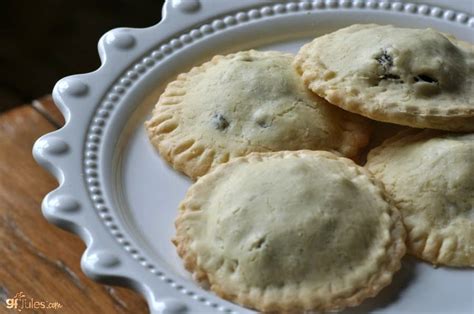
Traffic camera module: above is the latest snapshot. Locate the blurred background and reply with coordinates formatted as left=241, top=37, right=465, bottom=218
left=0, top=0, right=165, bottom=112
left=0, top=2, right=165, bottom=312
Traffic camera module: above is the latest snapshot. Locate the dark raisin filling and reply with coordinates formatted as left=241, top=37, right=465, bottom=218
left=414, top=74, right=438, bottom=84
left=375, top=49, right=393, bottom=72
left=374, top=50, right=404, bottom=84
left=212, top=113, right=229, bottom=130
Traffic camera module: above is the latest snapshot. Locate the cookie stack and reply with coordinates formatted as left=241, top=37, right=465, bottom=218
left=145, top=24, right=473, bottom=312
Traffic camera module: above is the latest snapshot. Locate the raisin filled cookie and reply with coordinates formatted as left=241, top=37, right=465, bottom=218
left=145, top=50, right=370, bottom=179
left=173, top=150, right=406, bottom=312
left=366, top=130, right=474, bottom=267
left=294, top=24, right=474, bottom=131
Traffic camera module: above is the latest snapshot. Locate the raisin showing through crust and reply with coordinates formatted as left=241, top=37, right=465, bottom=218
left=374, top=49, right=404, bottom=84
left=212, top=113, right=229, bottom=130
left=375, top=49, right=393, bottom=73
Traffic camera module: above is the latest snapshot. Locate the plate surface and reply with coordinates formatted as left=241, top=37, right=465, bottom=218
left=34, top=1, right=474, bottom=313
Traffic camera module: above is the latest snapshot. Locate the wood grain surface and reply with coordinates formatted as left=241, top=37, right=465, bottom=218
left=0, top=96, right=148, bottom=313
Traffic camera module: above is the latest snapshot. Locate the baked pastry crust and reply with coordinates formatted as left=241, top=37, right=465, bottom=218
left=173, top=150, right=406, bottom=312
left=294, top=24, right=474, bottom=131
left=145, top=50, right=371, bottom=180
left=366, top=130, right=474, bottom=267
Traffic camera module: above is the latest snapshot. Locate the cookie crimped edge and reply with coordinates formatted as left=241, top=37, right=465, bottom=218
left=146, top=50, right=300, bottom=180
left=173, top=150, right=406, bottom=312
left=293, top=24, right=474, bottom=132
left=366, top=130, right=474, bottom=267
left=146, top=49, right=372, bottom=180
left=328, top=103, right=373, bottom=161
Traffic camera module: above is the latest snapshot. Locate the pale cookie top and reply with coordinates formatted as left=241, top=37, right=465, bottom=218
left=145, top=50, right=370, bottom=180
left=294, top=24, right=474, bottom=131
left=173, top=151, right=406, bottom=312
left=367, top=130, right=474, bottom=267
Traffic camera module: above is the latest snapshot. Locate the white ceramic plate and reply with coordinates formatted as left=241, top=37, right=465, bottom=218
left=34, top=1, right=474, bottom=313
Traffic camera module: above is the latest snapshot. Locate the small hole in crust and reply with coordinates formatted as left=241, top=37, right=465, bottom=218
left=414, top=74, right=438, bottom=84
left=413, top=74, right=440, bottom=96
left=255, top=237, right=265, bottom=249
left=250, top=236, right=267, bottom=251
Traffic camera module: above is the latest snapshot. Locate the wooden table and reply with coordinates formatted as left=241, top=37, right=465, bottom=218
left=0, top=96, right=148, bottom=313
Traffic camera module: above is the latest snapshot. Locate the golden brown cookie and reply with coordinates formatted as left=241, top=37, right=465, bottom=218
left=366, top=130, right=474, bottom=267
left=146, top=50, right=371, bottom=179
left=294, top=24, right=474, bottom=131
left=174, top=150, right=406, bottom=312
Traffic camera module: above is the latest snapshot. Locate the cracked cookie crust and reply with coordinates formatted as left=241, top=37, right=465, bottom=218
left=173, top=150, right=406, bottom=312
left=145, top=50, right=371, bottom=180
left=366, top=130, right=474, bottom=267
left=294, top=24, right=474, bottom=131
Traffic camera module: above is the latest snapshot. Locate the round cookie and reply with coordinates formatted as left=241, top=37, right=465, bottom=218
left=294, top=24, right=474, bottom=131
left=173, top=150, right=406, bottom=312
left=366, top=130, right=474, bottom=267
left=145, top=50, right=371, bottom=179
